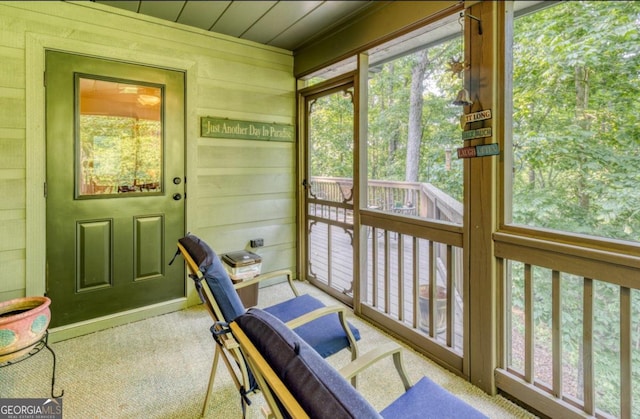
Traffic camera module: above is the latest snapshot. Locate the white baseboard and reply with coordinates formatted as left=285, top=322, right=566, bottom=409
left=48, top=298, right=192, bottom=343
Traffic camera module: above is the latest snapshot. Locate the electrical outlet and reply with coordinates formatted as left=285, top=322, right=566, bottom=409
left=250, top=238, right=264, bottom=248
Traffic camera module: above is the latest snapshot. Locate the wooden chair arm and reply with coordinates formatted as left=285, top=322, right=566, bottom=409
left=234, top=269, right=299, bottom=297
left=338, top=342, right=412, bottom=391
left=284, top=306, right=344, bottom=329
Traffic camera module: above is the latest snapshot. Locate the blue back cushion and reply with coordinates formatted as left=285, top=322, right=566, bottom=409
left=179, top=234, right=246, bottom=321
left=178, top=233, right=215, bottom=267
left=235, top=308, right=381, bottom=419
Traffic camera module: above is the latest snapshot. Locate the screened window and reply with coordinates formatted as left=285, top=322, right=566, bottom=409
left=508, top=1, right=640, bottom=242
left=365, top=13, right=464, bottom=223
left=505, top=3, right=640, bottom=417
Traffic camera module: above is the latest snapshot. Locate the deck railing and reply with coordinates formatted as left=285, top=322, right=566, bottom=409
left=309, top=177, right=464, bottom=295
left=494, top=232, right=639, bottom=419
left=308, top=176, right=466, bottom=363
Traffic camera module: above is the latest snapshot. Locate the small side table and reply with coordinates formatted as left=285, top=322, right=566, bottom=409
left=0, top=330, right=64, bottom=398
left=232, top=278, right=259, bottom=307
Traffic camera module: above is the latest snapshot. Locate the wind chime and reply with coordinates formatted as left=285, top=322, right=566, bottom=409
left=450, top=12, right=472, bottom=107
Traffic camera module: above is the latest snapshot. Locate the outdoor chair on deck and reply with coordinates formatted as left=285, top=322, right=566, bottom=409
left=230, top=307, right=488, bottom=419
left=174, top=234, right=360, bottom=417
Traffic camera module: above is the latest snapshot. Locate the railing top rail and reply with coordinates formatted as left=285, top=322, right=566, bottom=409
left=310, top=176, right=463, bottom=223
left=421, top=183, right=463, bottom=214
left=311, top=176, right=422, bottom=189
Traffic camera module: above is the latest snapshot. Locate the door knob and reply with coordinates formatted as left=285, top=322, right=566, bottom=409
left=173, top=177, right=182, bottom=185
left=172, top=193, right=182, bottom=201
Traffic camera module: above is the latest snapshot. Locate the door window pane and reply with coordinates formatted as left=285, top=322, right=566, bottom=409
left=509, top=1, right=640, bottom=242
left=77, top=76, right=163, bottom=197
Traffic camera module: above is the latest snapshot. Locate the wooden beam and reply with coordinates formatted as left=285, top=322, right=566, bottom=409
left=467, top=0, right=499, bottom=394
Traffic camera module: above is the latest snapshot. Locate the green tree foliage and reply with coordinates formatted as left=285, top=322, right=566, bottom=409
left=512, top=1, right=640, bottom=242
left=308, top=91, right=354, bottom=178
left=80, top=115, right=162, bottom=192
left=367, top=38, right=464, bottom=201
left=308, top=35, right=465, bottom=204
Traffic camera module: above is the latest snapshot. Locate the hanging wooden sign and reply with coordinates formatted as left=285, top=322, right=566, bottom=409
left=200, top=117, right=294, bottom=142
left=461, top=127, right=492, bottom=141
left=460, top=109, right=492, bottom=128
left=457, top=145, right=477, bottom=158
left=456, top=143, right=499, bottom=159
left=476, top=143, right=500, bottom=156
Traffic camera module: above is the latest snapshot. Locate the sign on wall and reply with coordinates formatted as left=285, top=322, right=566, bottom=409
left=200, top=117, right=294, bottom=142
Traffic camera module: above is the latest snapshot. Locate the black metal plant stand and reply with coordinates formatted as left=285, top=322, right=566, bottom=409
left=0, top=330, right=64, bottom=398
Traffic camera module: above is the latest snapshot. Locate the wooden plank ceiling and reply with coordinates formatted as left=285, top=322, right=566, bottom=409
left=94, top=0, right=379, bottom=51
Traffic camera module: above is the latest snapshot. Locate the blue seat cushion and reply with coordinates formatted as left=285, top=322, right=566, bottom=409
left=380, top=376, right=487, bottom=419
left=264, top=294, right=360, bottom=358
left=235, top=308, right=381, bottom=419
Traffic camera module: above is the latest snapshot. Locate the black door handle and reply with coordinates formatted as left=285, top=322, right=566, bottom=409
left=172, top=193, right=182, bottom=201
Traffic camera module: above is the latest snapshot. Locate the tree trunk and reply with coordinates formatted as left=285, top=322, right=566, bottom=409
left=406, top=50, right=430, bottom=182
left=575, top=65, right=591, bottom=210
left=575, top=65, right=589, bottom=119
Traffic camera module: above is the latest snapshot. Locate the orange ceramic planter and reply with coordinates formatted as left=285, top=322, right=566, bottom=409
left=0, top=296, right=51, bottom=363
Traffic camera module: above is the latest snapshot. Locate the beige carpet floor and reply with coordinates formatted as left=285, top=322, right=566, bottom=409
left=0, top=281, right=537, bottom=418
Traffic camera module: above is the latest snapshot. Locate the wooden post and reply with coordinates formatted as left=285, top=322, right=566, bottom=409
left=465, top=0, right=501, bottom=394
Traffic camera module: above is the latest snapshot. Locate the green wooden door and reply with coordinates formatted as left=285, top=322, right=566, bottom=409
left=45, top=51, right=185, bottom=327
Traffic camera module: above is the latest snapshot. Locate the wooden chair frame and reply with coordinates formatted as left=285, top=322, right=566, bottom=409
left=176, top=242, right=360, bottom=417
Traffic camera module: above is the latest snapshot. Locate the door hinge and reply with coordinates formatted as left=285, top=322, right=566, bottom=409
left=43, top=71, right=46, bottom=87
left=44, top=182, right=47, bottom=198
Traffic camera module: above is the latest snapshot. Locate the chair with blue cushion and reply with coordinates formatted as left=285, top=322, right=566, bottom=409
left=230, top=307, right=488, bottom=419
left=174, top=234, right=360, bottom=417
